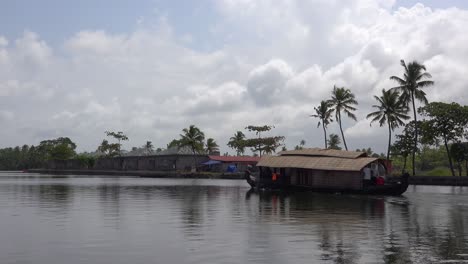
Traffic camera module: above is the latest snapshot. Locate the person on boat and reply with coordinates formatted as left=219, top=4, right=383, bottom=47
left=376, top=176, right=385, bottom=186
left=244, top=165, right=258, bottom=188
left=363, top=165, right=372, bottom=187
left=402, top=171, right=410, bottom=184
left=245, top=165, right=255, bottom=181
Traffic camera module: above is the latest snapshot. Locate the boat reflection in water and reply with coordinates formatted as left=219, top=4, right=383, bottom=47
left=1, top=173, right=468, bottom=264
left=244, top=188, right=468, bottom=263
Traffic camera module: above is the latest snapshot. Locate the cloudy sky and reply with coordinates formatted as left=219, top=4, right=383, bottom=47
left=1, top=0, right=468, bottom=154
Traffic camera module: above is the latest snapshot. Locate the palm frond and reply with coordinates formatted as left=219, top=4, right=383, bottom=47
left=417, top=80, right=434, bottom=87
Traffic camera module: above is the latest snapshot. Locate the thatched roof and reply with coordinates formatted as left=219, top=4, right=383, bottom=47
left=279, top=148, right=367, bottom=159
left=257, top=155, right=378, bottom=172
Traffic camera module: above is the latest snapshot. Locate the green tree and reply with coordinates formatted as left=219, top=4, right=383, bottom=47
left=327, top=134, right=342, bottom=150
left=244, top=125, right=284, bottom=156
left=390, top=60, right=434, bottom=175
left=419, top=102, right=468, bottom=176
left=97, top=139, right=120, bottom=157
left=0, top=144, right=45, bottom=170
left=391, top=132, right=414, bottom=173
left=227, top=131, right=246, bottom=156
left=243, top=136, right=284, bottom=155
left=450, top=142, right=468, bottom=176
left=75, top=153, right=96, bottom=168
left=367, top=89, right=410, bottom=161
left=356, top=147, right=374, bottom=156
left=310, top=100, right=334, bottom=149
left=294, top=139, right=306, bottom=150
left=205, top=138, right=219, bottom=154
left=104, top=131, right=129, bottom=156
left=167, top=139, right=181, bottom=149
left=328, top=86, right=358, bottom=151
left=179, top=125, right=205, bottom=155
left=38, top=137, right=77, bottom=160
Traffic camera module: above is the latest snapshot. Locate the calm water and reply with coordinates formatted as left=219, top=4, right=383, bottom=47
left=1, top=172, right=468, bottom=264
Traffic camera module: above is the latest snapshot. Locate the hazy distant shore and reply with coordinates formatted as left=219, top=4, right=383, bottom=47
left=27, top=169, right=245, bottom=179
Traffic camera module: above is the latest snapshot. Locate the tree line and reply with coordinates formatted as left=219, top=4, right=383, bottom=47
left=310, top=59, right=468, bottom=176
left=0, top=137, right=77, bottom=170
left=0, top=122, right=287, bottom=170
left=1, top=59, right=468, bottom=175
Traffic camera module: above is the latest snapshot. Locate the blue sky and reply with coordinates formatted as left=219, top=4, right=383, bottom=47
left=396, top=0, right=468, bottom=9
left=0, top=0, right=219, bottom=50
left=1, top=0, right=466, bottom=49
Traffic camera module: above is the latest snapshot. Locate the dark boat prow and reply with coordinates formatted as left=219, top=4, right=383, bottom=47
left=244, top=170, right=256, bottom=188
left=361, top=173, right=409, bottom=195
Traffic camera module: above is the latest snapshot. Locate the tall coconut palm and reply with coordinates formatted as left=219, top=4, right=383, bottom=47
left=144, top=141, right=154, bottom=156
left=328, top=86, right=358, bottom=151
left=300, top=139, right=306, bottom=147
left=390, top=60, right=434, bottom=176
left=205, top=138, right=219, bottom=154
left=311, top=100, right=334, bottom=149
left=179, top=125, right=205, bottom=155
left=227, top=131, right=246, bottom=156
left=367, top=89, right=410, bottom=161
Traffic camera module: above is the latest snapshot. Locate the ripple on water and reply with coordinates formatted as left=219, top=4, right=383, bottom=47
left=2, top=173, right=468, bottom=264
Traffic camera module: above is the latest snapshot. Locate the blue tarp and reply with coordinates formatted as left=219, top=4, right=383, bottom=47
left=201, top=160, right=222, bottom=165
left=226, top=164, right=237, bottom=172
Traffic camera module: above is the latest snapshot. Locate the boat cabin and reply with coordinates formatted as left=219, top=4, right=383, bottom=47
left=254, top=148, right=391, bottom=191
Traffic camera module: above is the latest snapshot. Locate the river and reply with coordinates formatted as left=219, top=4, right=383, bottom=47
left=1, top=172, right=468, bottom=263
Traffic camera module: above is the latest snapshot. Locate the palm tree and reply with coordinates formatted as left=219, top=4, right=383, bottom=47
left=179, top=125, right=205, bottom=155
left=328, top=134, right=342, bottom=150
left=367, top=89, right=410, bottom=161
left=310, top=100, right=334, bottom=148
left=227, top=131, right=246, bottom=156
left=263, top=144, right=276, bottom=155
left=294, top=140, right=306, bottom=150
left=328, top=86, right=358, bottom=150
left=300, top=139, right=306, bottom=147
left=390, top=59, right=434, bottom=175
left=144, top=141, right=154, bottom=156
left=205, top=138, right=219, bottom=154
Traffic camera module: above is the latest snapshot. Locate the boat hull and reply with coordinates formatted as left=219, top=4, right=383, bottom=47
left=245, top=173, right=409, bottom=196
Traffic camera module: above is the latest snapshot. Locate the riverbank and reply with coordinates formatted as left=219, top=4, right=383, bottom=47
left=27, top=169, right=245, bottom=179
left=408, top=176, right=468, bottom=186
left=25, top=169, right=468, bottom=186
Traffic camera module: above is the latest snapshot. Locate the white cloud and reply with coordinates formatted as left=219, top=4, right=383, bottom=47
left=247, top=59, right=294, bottom=106
left=1, top=2, right=468, bottom=154
left=346, top=119, right=376, bottom=138
left=0, top=36, right=8, bottom=47
left=13, top=31, right=52, bottom=68
left=0, top=110, right=14, bottom=121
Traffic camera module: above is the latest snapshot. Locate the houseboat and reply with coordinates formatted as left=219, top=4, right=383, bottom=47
left=245, top=148, right=409, bottom=195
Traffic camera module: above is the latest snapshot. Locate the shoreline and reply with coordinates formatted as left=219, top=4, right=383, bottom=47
left=27, top=169, right=245, bottom=179
left=22, top=169, right=468, bottom=186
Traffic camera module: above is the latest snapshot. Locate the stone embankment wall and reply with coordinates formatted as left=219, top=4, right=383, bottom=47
left=408, top=176, right=468, bottom=186
left=47, top=154, right=209, bottom=171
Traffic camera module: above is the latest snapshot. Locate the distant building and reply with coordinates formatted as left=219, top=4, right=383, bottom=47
left=200, top=155, right=260, bottom=172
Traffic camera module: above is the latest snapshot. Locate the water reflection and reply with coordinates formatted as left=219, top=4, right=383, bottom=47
left=1, top=174, right=468, bottom=264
